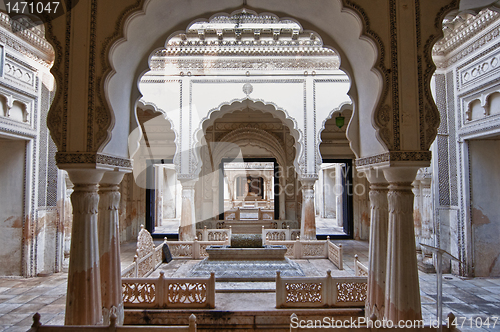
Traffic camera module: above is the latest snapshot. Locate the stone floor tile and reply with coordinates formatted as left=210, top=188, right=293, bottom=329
left=0, top=304, right=22, bottom=315
left=49, top=298, right=66, bottom=305
left=0, top=281, right=22, bottom=288
left=3, top=326, right=33, bottom=332
left=471, top=302, right=500, bottom=316
left=4, top=294, right=40, bottom=304
left=0, top=297, right=15, bottom=305
left=26, top=295, right=60, bottom=305
left=477, top=294, right=500, bottom=303
left=45, top=313, right=65, bottom=325
left=0, top=289, right=30, bottom=297
left=37, top=304, right=65, bottom=314
left=9, top=303, right=46, bottom=315
left=0, top=312, right=32, bottom=325
left=482, top=287, right=500, bottom=295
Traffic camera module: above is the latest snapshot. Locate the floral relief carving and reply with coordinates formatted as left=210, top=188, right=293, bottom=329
left=168, top=282, right=207, bottom=304
left=335, top=282, right=367, bottom=303
left=169, top=244, right=193, bottom=257
left=122, top=282, right=156, bottom=304
left=285, top=282, right=323, bottom=303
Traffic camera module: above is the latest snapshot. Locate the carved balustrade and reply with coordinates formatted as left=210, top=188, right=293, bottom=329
left=166, top=238, right=230, bottom=259
left=27, top=312, right=197, bottom=332
left=122, top=272, right=215, bottom=309
left=276, top=271, right=367, bottom=308
left=266, top=238, right=343, bottom=270
left=354, top=254, right=369, bottom=277
left=262, top=227, right=301, bottom=244
left=196, top=227, right=232, bottom=242
left=121, top=226, right=163, bottom=278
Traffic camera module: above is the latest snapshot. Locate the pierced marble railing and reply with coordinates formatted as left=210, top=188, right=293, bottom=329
left=195, top=226, right=232, bottom=242
left=121, top=226, right=163, bottom=278
left=166, top=238, right=230, bottom=259
left=122, top=271, right=215, bottom=309
left=27, top=312, right=197, bottom=331
left=276, top=271, right=367, bottom=308
left=354, top=254, right=368, bottom=277
left=327, top=240, right=343, bottom=270
left=262, top=226, right=301, bottom=244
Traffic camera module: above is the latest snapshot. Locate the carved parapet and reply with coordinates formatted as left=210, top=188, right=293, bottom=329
left=276, top=270, right=367, bottom=308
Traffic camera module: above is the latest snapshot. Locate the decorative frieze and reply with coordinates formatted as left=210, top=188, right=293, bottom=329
left=433, top=9, right=499, bottom=57
left=459, top=50, right=500, bottom=89
left=55, top=152, right=133, bottom=169
left=0, top=13, right=54, bottom=66
left=4, top=60, right=35, bottom=86
left=149, top=57, right=339, bottom=72
left=355, top=151, right=432, bottom=167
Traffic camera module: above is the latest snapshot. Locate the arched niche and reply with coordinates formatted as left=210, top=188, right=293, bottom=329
left=130, top=100, right=178, bottom=189
left=210, top=127, right=288, bottom=220
left=195, top=98, right=299, bottom=178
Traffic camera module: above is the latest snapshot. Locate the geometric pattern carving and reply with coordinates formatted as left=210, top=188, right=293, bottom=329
left=285, top=282, right=323, bottom=303
left=267, top=231, right=286, bottom=241
left=335, top=282, right=367, bottom=303
left=122, top=282, right=156, bottom=304
left=207, top=231, right=227, bottom=241
left=167, top=282, right=207, bottom=304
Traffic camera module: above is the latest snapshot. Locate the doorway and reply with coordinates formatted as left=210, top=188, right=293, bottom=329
left=316, top=159, right=353, bottom=239
left=219, top=158, right=279, bottom=221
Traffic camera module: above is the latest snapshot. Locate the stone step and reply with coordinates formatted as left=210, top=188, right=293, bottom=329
left=216, top=281, right=275, bottom=293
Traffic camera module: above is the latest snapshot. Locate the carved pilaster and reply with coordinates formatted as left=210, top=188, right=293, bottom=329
left=98, top=171, right=125, bottom=326
left=384, top=179, right=422, bottom=321
left=300, top=177, right=317, bottom=240
left=65, top=169, right=104, bottom=325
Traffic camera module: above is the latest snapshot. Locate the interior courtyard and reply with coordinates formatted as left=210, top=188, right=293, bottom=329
left=1, top=0, right=500, bottom=331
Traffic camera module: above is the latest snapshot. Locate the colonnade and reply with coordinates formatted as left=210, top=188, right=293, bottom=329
left=364, top=166, right=423, bottom=322
left=64, top=165, right=423, bottom=325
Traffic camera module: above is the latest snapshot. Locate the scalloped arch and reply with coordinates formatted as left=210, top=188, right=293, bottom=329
left=211, top=127, right=287, bottom=169
left=103, top=0, right=387, bottom=161
left=193, top=98, right=301, bottom=178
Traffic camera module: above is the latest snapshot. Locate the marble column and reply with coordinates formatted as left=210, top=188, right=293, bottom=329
left=65, top=170, right=104, bottom=325
left=364, top=169, right=388, bottom=320
left=383, top=167, right=422, bottom=322
left=179, top=180, right=196, bottom=241
left=98, top=172, right=125, bottom=325
left=300, top=177, right=317, bottom=240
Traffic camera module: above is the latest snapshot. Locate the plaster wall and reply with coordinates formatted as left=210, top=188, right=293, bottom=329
left=0, top=139, right=26, bottom=276
left=469, top=139, right=500, bottom=277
